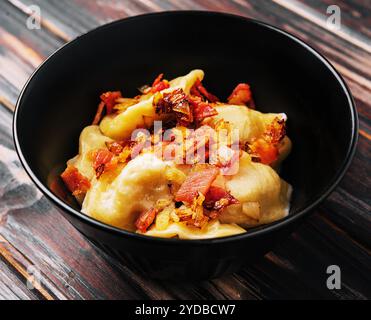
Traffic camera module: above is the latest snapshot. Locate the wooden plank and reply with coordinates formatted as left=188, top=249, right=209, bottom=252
left=0, top=257, right=39, bottom=300
left=299, top=0, right=371, bottom=39
left=241, top=213, right=371, bottom=299
left=0, top=235, right=54, bottom=300
left=0, top=0, right=369, bottom=300
left=274, top=0, right=371, bottom=52
left=0, top=0, right=64, bottom=108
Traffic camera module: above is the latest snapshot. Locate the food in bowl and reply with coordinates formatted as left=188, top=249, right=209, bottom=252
left=60, top=70, right=292, bottom=239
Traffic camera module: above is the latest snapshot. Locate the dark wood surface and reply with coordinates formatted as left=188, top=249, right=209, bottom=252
left=0, top=0, right=370, bottom=300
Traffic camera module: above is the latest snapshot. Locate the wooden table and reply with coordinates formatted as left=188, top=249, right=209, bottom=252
left=0, top=0, right=370, bottom=300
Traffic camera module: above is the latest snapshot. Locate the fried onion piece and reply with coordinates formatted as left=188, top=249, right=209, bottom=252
left=154, top=88, right=193, bottom=125
left=263, top=116, right=286, bottom=144
left=227, top=83, right=254, bottom=107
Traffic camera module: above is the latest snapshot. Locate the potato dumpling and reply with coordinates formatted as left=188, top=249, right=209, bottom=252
left=220, top=152, right=292, bottom=227
left=82, top=153, right=173, bottom=230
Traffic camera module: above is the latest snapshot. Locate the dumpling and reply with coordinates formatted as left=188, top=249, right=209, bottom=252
left=81, top=153, right=173, bottom=230
left=219, top=152, right=292, bottom=227
left=99, top=69, right=204, bottom=140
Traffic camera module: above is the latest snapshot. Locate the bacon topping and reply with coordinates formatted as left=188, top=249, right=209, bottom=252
left=188, top=96, right=218, bottom=123
left=61, top=166, right=90, bottom=196
left=135, top=207, right=159, bottom=232
left=227, top=83, right=254, bottom=107
left=92, top=91, right=122, bottom=125
left=100, top=91, right=122, bottom=114
left=175, top=166, right=219, bottom=203
left=203, top=186, right=239, bottom=211
left=92, top=149, right=118, bottom=178
left=190, top=79, right=219, bottom=102
left=247, top=117, right=286, bottom=165
left=151, top=73, right=170, bottom=93
left=248, top=138, right=279, bottom=165
left=154, top=88, right=193, bottom=125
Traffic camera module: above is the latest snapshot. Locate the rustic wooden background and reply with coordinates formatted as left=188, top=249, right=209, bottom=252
left=0, top=0, right=370, bottom=300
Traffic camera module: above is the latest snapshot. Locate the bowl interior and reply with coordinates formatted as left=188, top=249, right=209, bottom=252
left=15, top=12, right=356, bottom=226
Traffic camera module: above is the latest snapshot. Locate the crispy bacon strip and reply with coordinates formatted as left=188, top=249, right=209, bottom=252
left=135, top=207, right=159, bottom=232
left=92, top=149, right=117, bottom=178
left=188, top=96, right=218, bottom=123
left=100, top=91, right=122, bottom=114
left=190, top=79, right=219, bottom=102
left=175, top=166, right=219, bottom=203
left=227, top=83, right=254, bottom=107
left=151, top=73, right=170, bottom=93
left=61, top=166, right=90, bottom=196
left=203, top=186, right=239, bottom=211
left=249, top=138, right=279, bottom=165
left=92, top=91, right=122, bottom=125
left=92, top=101, right=105, bottom=125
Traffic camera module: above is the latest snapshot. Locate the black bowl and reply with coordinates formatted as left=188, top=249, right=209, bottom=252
left=13, top=11, right=358, bottom=279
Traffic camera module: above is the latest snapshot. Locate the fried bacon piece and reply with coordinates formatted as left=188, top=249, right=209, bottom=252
left=61, top=166, right=91, bottom=196
left=203, top=186, right=239, bottom=212
left=135, top=207, right=159, bottom=232
left=190, top=79, right=219, bottom=102
left=100, top=91, right=122, bottom=114
left=227, top=83, right=254, bottom=108
left=151, top=73, right=170, bottom=93
left=154, top=89, right=218, bottom=126
left=92, top=91, right=122, bottom=125
left=248, top=138, right=279, bottom=165
left=92, top=149, right=118, bottom=178
left=175, top=166, right=219, bottom=203
left=188, top=96, right=218, bottom=123
left=154, top=88, right=193, bottom=125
